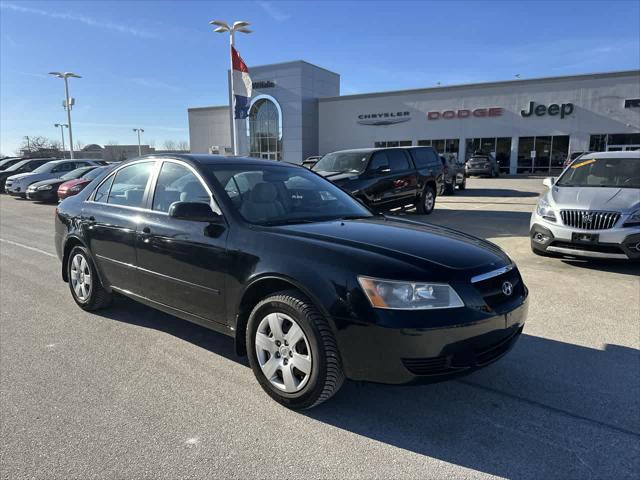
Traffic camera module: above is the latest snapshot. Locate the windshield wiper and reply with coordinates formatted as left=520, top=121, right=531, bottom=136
left=261, top=218, right=317, bottom=226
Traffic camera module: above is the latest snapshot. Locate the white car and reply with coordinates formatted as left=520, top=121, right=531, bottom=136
left=5, top=159, right=102, bottom=198
left=530, top=151, right=640, bottom=260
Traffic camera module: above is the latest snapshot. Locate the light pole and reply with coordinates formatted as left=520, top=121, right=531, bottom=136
left=49, top=72, right=81, bottom=159
left=24, top=136, right=30, bottom=152
left=210, top=20, right=252, bottom=155
left=133, top=128, right=144, bottom=156
left=54, top=123, right=68, bottom=157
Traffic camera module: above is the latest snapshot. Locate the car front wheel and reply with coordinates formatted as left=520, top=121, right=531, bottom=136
left=67, top=246, right=112, bottom=311
left=417, top=184, right=436, bottom=214
left=247, top=290, right=344, bottom=410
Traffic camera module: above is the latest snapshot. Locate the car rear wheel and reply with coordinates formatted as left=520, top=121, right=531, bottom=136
left=246, top=290, right=344, bottom=410
left=458, top=177, right=466, bottom=190
left=67, top=246, right=112, bottom=311
left=417, top=184, right=436, bottom=214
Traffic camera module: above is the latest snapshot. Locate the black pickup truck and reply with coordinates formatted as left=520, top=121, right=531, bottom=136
left=312, top=146, right=444, bottom=214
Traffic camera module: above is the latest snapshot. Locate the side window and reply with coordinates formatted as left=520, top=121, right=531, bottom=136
left=152, top=162, right=210, bottom=213
left=387, top=150, right=410, bottom=172
left=94, top=175, right=114, bottom=203
left=368, top=152, right=389, bottom=171
left=411, top=148, right=430, bottom=168
left=107, top=162, right=154, bottom=208
left=52, top=163, right=74, bottom=173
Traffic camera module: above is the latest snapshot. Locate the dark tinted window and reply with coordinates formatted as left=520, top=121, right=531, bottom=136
left=410, top=147, right=439, bottom=168
left=368, top=152, right=389, bottom=171
left=51, top=162, right=77, bottom=173
left=106, top=162, right=154, bottom=207
left=152, top=162, right=210, bottom=213
left=387, top=150, right=410, bottom=172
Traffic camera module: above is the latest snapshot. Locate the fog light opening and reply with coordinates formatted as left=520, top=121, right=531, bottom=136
left=533, top=232, right=550, bottom=244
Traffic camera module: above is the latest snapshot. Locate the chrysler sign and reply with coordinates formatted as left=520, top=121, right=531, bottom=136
left=427, top=107, right=503, bottom=120
left=357, top=111, right=411, bottom=126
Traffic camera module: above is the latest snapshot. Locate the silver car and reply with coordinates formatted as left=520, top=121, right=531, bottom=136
left=530, top=151, right=640, bottom=260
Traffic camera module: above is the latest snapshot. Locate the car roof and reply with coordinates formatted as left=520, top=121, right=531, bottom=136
left=134, top=153, right=306, bottom=168
left=581, top=151, right=640, bottom=159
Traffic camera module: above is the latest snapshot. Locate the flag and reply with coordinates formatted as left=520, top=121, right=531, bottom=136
left=231, top=46, right=252, bottom=119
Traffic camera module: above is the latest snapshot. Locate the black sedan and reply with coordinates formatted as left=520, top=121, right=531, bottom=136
left=55, top=155, right=528, bottom=409
left=26, top=166, right=98, bottom=202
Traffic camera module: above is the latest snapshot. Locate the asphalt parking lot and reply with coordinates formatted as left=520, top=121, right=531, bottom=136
left=1, top=177, right=638, bottom=479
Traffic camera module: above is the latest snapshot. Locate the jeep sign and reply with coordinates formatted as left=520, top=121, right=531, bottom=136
left=521, top=101, right=574, bottom=119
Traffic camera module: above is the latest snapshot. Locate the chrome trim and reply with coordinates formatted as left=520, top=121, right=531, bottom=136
left=471, top=264, right=514, bottom=283
left=546, top=246, right=628, bottom=259
left=95, top=254, right=136, bottom=270
left=137, top=265, right=220, bottom=294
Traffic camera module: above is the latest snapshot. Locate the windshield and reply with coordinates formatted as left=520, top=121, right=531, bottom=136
left=556, top=157, right=640, bottom=188
left=32, top=163, right=54, bottom=174
left=207, top=164, right=373, bottom=226
left=82, top=166, right=109, bottom=180
left=6, top=159, right=31, bottom=172
left=312, top=151, right=370, bottom=173
left=61, top=167, right=94, bottom=181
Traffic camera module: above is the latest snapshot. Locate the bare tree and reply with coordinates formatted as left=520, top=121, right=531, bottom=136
left=75, top=140, right=85, bottom=151
left=147, top=139, right=156, bottom=147
left=163, top=139, right=177, bottom=150
left=176, top=140, right=189, bottom=151
left=106, top=140, right=119, bottom=146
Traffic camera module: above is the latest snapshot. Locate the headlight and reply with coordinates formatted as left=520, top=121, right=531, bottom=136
left=625, top=209, right=640, bottom=227
left=536, top=198, right=556, bottom=222
left=357, top=276, right=464, bottom=310
left=37, top=185, right=53, bottom=190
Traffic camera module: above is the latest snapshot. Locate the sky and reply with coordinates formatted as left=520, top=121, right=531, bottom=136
left=1, top=0, right=639, bottom=156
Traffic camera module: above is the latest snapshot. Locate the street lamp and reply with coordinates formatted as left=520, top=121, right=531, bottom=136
left=133, top=128, right=144, bottom=156
left=54, top=123, right=68, bottom=158
left=209, top=19, right=252, bottom=155
left=49, top=72, right=81, bottom=159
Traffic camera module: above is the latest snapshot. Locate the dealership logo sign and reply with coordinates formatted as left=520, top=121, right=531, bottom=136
left=427, top=107, right=503, bottom=120
left=357, top=111, right=411, bottom=126
left=252, top=80, right=275, bottom=89
left=521, top=101, right=574, bottom=119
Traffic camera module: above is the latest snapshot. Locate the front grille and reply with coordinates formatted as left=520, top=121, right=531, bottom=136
left=473, top=267, right=524, bottom=311
left=401, top=356, right=461, bottom=376
left=560, top=210, right=620, bottom=230
left=550, top=241, right=625, bottom=255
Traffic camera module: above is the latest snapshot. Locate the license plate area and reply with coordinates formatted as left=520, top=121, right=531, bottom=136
left=572, top=232, right=599, bottom=243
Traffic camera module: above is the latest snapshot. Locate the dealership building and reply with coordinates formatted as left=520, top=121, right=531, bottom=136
left=188, top=62, right=640, bottom=173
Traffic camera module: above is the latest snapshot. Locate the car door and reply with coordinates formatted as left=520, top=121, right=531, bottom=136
left=385, top=149, right=419, bottom=207
left=361, top=151, right=395, bottom=209
left=82, top=160, right=155, bottom=294
left=135, top=160, right=229, bottom=324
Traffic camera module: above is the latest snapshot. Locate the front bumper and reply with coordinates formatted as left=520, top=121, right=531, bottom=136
left=530, top=212, right=640, bottom=260
left=25, top=188, right=57, bottom=201
left=6, top=185, right=27, bottom=198
left=334, top=294, right=528, bottom=384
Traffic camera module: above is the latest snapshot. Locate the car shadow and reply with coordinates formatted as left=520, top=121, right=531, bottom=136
left=452, top=188, right=540, bottom=198
left=559, top=258, right=640, bottom=276
left=96, top=295, right=638, bottom=478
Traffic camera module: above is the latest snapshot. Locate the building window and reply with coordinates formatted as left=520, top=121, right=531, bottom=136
left=248, top=96, right=282, bottom=161
left=466, top=137, right=511, bottom=171
left=590, top=133, right=640, bottom=151
left=374, top=140, right=412, bottom=147
left=517, top=135, right=569, bottom=173
left=417, top=139, right=459, bottom=157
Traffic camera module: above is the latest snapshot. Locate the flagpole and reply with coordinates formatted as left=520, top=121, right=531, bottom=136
left=229, top=30, right=239, bottom=156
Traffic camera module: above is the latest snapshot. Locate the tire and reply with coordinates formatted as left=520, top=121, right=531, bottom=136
left=67, top=246, right=112, bottom=311
left=246, top=290, right=344, bottom=410
left=444, top=182, right=455, bottom=195
left=417, top=184, right=436, bottom=215
left=458, top=178, right=466, bottom=190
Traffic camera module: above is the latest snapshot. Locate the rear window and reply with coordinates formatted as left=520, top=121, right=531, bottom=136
left=387, top=150, right=411, bottom=172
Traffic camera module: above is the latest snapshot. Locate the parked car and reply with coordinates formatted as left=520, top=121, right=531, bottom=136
left=439, top=153, right=466, bottom=194
left=312, top=147, right=444, bottom=214
left=55, top=155, right=527, bottom=409
left=302, top=155, right=322, bottom=169
left=26, top=166, right=99, bottom=202
left=58, top=165, right=112, bottom=200
left=466, top=153, right=500, bottom=177
left=0, top=157, right=25, bottom=171
left=6, top=159, right=102, bottom=198
left=530, top=151, right=640, bottom=260
left=0, top=158, right=57, bottom=193
left=563, top=151, right=592, bottom=169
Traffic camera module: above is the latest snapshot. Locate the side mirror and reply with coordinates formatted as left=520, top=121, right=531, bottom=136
left=543, top=177, right=556, bottom=188
left=168, top=202, right=223, bottom=223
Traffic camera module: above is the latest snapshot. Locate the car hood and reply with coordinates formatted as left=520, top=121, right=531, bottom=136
left=275, top=217, right=511, bottom=272
left=30, top=178, right=65, bottom=188
left=314, top=171, right=359, bottom=183
left=549, top=186, right=640, bottom=212
left=6, top=172, right=33, bottom=181
left=59, top=179, right=87, bottom=189
left=8, top=172, right=52, bottom=184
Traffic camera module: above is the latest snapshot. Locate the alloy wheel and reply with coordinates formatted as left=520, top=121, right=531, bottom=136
left=70, top=253, right=92, bottom=302
left=255, top=312, right=312, bottom=393
left=424, top=190, right=435, bottom=211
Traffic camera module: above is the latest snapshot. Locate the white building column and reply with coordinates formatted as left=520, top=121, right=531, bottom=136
left=458, top=137, right=466, bottom=162
left=510, top=136, right=519, bottom=174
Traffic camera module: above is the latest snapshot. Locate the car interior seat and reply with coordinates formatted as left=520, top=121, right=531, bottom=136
left=240, top=182, right=285, bottom=222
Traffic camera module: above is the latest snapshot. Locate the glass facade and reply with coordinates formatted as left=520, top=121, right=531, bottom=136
left=517, top=135, right=569, bottom=173
left=248, top=98, right=282, bottom=160
left=417, top=139, right=459, bottom=157
left=374, top=140, right=412, bottom=147
left=465, top=137, right=512, bottom=171
left=589, top=133, right=640, bottom=151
